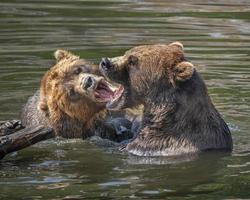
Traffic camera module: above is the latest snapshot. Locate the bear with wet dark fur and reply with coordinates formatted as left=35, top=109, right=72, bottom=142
left=100, top=42, right=233, bottom=156
left=21, top=50, right=133, bottom=141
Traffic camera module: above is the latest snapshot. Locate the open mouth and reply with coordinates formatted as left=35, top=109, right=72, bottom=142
left=94, top=79, right=124, bottom=104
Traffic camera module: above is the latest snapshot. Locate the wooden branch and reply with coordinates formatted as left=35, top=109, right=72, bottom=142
left=0, top=120, right=24, bottom=136
left=0, top=125, right=55, bottom=160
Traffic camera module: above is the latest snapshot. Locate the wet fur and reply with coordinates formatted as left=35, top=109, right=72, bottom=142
left=126, top=71, right=232, bottom=156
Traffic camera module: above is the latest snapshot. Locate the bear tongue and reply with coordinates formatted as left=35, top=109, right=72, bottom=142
left=97, top=88, right=114, bottom=100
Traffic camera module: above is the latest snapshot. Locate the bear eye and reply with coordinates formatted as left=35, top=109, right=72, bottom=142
left=128, top=55, right=138, bottom=66
left=74, top=67, right=82, bottom=75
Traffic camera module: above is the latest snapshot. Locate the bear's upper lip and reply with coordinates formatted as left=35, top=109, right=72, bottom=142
left=94, top=79, right=124, bottom=103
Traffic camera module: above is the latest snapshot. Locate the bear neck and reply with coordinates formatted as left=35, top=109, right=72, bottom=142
left=129, top=72, right=232, bottom=155
left=48, top=102, right=106, bottom=139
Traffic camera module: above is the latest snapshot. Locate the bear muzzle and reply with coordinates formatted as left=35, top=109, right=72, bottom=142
left=83, top=76, right=94, bottom=90
left=80, top=74, right=124, bottom=104
left=100, top=57, right=112, bottom=72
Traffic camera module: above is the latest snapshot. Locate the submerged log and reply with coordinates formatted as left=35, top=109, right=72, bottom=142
left=0, top=125, right=54, bottom=160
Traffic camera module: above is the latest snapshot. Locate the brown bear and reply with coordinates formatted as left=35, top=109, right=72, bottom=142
left=21, top=50, right=133, bottom=141
left=99, top=42, right=233, bottom=156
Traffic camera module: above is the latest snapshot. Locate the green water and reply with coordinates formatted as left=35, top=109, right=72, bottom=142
left=0, top=0, right=250, bottom=199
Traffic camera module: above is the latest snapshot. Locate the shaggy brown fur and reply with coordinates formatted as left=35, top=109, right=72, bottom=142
left=21, top=50, right=133, bottom=141
left=100, top=42, right=233, bottom=156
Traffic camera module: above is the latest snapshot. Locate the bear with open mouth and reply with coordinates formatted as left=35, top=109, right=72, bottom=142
left=99, top=42, right=233, bottom=156
left=21, top=50, right=134, bottom=141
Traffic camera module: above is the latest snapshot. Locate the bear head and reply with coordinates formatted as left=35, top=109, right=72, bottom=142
left=99, top=42, right=194, bottom=110
left=39, top=50, right=118, bottom=123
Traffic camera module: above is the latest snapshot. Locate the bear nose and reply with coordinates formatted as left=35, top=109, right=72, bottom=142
left=100, top=57, right=112, bottom=71
left=84, top=76, right=93, bottom=89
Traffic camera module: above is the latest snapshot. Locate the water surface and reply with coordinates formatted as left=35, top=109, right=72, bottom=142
left=0, top=0, right=250, bottom=199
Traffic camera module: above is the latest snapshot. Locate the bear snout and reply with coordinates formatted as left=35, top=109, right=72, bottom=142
left=100, top=57, right=112, bottom=71
left=83, top=76, right=94, bottom=90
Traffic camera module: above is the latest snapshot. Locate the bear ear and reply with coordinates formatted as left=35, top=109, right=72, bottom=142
left=54, top=49, right=78, bottom=62
left=174, top=61, right=195, bottom=82
left=169, top=41, right=184, bottom=50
